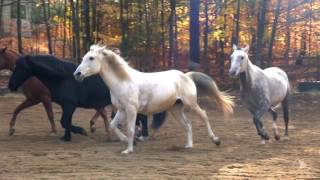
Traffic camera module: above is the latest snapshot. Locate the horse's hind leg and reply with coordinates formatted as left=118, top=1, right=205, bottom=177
left=189, top=104, right=220, bottom=146
left=282, top=94, right=289, bottom=140
left=41, top=96, right=57, bottom=135
left=98, top=107, right=110, bottom=134
left=170, top=104, right=193, bottom=148
left=89, top=111, right=100, bottom=133
left=9, top=99, right=38, bottom=136
left=269, top=108, right=280, bottom=141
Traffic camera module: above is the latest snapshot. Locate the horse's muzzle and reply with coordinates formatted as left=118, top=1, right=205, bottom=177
left=74, top=71, right=85, bottom=82
left=228, top=70, right=237, bottom=78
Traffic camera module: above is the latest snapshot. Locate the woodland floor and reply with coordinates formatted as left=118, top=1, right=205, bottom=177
left=0, top=92, right=319, bottom=179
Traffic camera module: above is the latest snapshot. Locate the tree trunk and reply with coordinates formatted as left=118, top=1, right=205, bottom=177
left=144, top=0, right=152, bottom=70
left=16, top=0, right=23, bottom=53
left=70, top=0, right=81, bottom=63
left=174, top=3, right=178, bottom=68
left=189, top=0, right=200, bottom=68
left=83, top=0, right=90, bottom=51
left=168, top=0, right=176, bottom=68
left=0, top=0, right=4, bottom=37
left=219, top=13, right=227, bottom=78
left=160, top=0, right=165, bottom=59
left=62, top=0, right=67, bottom=58
left=267, top=0, right=281, bottom=66
left=284, top=1, right=291, bottom=65
left=75, top=0, right=81, bottom=62
left=41, top=0, right=53, bottom=54
left=120, top=0, right=129, bottom=57
left=234, top=0, right=241, bottom=45
left=254, top=0, right=268, bottom=67
left=92, top=0, right=97, bottom=43
left=203, top=0, right=209, bottom=73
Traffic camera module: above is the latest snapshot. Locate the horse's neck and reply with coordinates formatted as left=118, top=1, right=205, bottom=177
left=99, top=63, right=132, bottom=92
left=240, top=60, right=256, bottom=90
left=5, top=51, right=19, bottom=71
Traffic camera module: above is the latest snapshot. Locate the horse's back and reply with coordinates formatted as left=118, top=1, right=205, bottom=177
left=263, top=67, right=289, bottom=88
left=263, top=67, right=290, bottom=106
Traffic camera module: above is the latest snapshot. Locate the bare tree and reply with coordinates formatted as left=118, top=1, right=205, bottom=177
left=41, top=0, right=53, bottom=54
left=284, top=1, right=292, bottom=64
left=0, top=0, right=4, bottom=37
left=234, top=0, right=241, bottom=45
left=62, top=0, right=67, bottom=58
left=17, top=0, right=23, bottom=53
left=267, top=0, right=281, bottom=66
left=189, top=0, right=200, bottom=69
left=203, top=0, right=209, bottom=73
left=254, top=0, right=268, bottom=67
left=83, top=0, right=91, bottom=51
left=168, top=0, right=176, bottom=67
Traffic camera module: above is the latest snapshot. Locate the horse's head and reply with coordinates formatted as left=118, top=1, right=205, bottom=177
left=0, top=47, right=9, bottom=69
left=229, top=44, right=250, bottom=78
left=8, top=57, right=32, bottom=91
left=74, top=44, right=121, bottom=81
left=0, top=47, right=21, bottom=70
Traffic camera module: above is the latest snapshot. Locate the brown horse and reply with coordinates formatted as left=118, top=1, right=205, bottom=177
left=0, top=47, right=108, bottom=135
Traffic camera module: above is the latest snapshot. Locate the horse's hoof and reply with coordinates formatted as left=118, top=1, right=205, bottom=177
left=8, top=128, right=15, bottom=136
left=60, top=136, right=71, bottom=142
left=90, top=127, right=96, bottom=133
left=81, top=129, right=88, bottom=136
left=262, top=133, right=269, bottom=140
left=284, top=136, right=290, bottom=141
left=185, top=144, right=193, bottom=148
left=274, top=135, right=280, bottom=141
left=49, top=132, right=57, bottom=136
left=121, top=149, right=133, bottom=154
left=260, top=139, right=266, bottom=145
left=136, top=136, right=148, bottom=141
left=213, top=137, right=221, bottom=146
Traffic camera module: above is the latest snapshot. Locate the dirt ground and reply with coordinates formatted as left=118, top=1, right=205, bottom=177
left=0, top=92, right=319, bottom=179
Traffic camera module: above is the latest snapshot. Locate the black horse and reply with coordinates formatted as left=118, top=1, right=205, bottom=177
left=8, top=55, right=166, bottom=141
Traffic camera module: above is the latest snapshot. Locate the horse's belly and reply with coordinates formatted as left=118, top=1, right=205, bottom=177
left=139, top=90, right=177, bottom=114
left=142, top=98, right=177, bottom=114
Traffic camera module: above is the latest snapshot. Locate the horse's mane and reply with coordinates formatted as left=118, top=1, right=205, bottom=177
left=24, top=55, right=77, bottom=79
left=92, top=44, right=130, bottom=80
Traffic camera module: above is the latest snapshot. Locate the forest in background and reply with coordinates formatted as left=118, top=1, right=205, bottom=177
left=0, top=0, right=319, bottom=85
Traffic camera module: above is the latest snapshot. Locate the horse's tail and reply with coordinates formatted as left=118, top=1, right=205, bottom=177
left=186, top=72, right=234, bottom=116
left=151, top=111, right=167, bottom=129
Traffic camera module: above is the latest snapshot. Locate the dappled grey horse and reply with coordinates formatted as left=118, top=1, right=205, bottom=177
left=229, top=45, right=290, bottom=144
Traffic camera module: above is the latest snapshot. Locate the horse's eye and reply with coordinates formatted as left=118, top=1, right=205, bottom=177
left=240, top=56, right=244, bottom=60
left=89, top=57, right=94, bottom=61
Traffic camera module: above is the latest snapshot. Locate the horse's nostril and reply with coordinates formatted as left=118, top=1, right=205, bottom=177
left=76, top=71, right=81, bottom=76
left=229, top=71, right=236, bottom=77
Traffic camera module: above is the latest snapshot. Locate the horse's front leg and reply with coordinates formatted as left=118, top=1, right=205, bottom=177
left=60, top=105, right=76, bottom=141
left=110, top=110, right=128, bottom=142
left=121, top=106, right=137, bottom=154
left=253, top=108, right=270, bottom=144
left=9, top=99, right=38, bottom=136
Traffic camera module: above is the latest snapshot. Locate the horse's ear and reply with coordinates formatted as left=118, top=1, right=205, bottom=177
left=1, top=47, right=8, bottom=53
left=243, top=45, right=250, bottom=53
left=232, top=44, right=237, bottom=51
left=111, top=48, right=121, bottom=56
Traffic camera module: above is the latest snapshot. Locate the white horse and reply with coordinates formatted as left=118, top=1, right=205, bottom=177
left=74, top=44, right=234, bottom=154
left=229, top=44, right=290, bottom=144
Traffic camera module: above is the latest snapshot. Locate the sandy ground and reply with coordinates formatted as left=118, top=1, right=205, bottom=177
left=0, top=92, right=319, bottom=179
